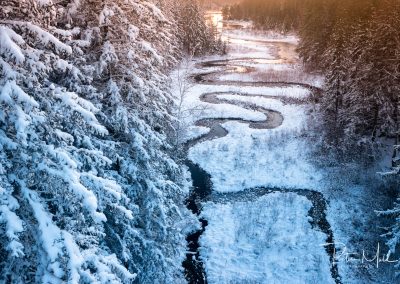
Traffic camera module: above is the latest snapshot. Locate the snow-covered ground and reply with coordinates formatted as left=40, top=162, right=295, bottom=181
left=172, top=14, right=338, bottom=283
left=180, top=84, right=310, bottom=126
left=172, top=12, right=392, bottom=284
left=223, top=26, right=299, bottom=45
left=200, top=193, right=334, bottom=284
left=189, top=121, right=323, bottom=193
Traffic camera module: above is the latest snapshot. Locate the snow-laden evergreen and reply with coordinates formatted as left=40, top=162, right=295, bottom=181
left=0, top=0, right=212, bottom=283
left=176, top=0, right=224, bottom=56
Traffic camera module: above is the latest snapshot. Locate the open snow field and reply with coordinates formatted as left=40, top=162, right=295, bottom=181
left=200, top=192, right=334, bottom=284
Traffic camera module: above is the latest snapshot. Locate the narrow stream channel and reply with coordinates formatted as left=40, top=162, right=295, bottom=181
left=182, top=13, right=341, bottom=284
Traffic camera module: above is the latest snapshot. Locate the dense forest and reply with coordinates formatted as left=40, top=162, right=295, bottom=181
left=0, top=0, right=221, bottom=283
left=223, top=0, right=301, bottom=31
left=224, top=0, right=400, bottom=263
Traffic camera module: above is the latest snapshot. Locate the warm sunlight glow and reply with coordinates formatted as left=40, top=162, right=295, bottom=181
left=205, top=11, right=224, bottom=35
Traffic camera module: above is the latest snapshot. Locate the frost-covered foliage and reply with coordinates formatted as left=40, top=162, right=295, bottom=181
left=313, top=1, right=400, bottom=150
left=0, top=0, right=196, bottom=283
left=175, top=0, right=224, bottom=56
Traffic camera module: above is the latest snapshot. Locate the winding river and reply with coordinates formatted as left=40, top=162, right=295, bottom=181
left=182, top=15, right=341, bottom=284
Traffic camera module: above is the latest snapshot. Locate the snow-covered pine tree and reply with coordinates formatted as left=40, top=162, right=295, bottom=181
left=373, top=2, right=400, bottom=270
left=328, top=0, right=398, bottom=148
left=1, top=0, right=196, bottom=283
left=320, top=16, right=350, bottom=145
left=176, top=0, right=222, bottom=56
left=0, top=1, right=135, bottom=282
left=70, top=1, right=196, bottom=282
left=297, top=0, right=336, bottom=70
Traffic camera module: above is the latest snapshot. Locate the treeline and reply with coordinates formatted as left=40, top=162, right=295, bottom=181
left=222, top=0, right=302, bottom=31
left=225, top=0, right=399, bottom=162
left=299, top=1, right=399, bottom=151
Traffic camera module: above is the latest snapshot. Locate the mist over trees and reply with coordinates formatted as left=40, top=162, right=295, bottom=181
left=0, top=0, right=218, bottom=283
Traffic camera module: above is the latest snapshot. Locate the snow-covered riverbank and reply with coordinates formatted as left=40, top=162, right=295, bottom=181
left=172, top=13, right=393, bottom=284
left=172, top=16, right=339, bottom=283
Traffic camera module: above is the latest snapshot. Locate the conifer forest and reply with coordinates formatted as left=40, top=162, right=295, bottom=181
left=1, top=0, right=399, bottom=283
